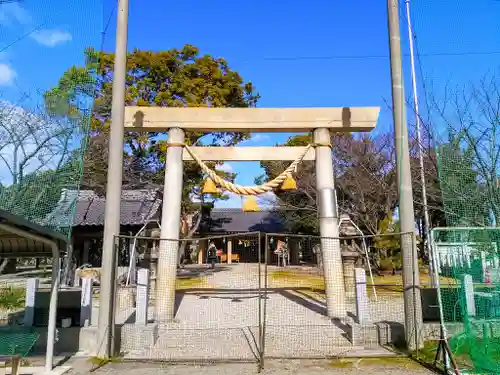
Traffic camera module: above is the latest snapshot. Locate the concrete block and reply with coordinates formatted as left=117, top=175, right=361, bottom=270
left=23, top=278, right=39, bottom=326
left=136, top=268, right=149, bottom=325
left=354, top=268, right=369, bottom=324
left=80, top=278, right=92, bottom=327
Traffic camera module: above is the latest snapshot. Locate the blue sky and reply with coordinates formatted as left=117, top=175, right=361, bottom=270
left=0, top=0, right=499, bottom=207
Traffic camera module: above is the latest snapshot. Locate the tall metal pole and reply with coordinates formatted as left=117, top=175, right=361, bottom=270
left=404, top=0, right=436, bottom=288
left=387, top=0, right=423, bottom=350
left=97, top=0, right=129, bottom=358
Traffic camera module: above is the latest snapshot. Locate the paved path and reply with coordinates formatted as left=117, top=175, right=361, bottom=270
left=77, top=360, right=435, bottom=375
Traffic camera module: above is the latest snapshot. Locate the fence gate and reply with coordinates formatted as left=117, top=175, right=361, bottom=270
left=261, top=233, right=354, bottom=359
left=114, top=232, right=264, bottom=363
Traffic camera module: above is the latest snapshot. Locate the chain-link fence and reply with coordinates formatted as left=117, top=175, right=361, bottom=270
left=111, top=231, right=424, bottom=368
left=114, top=232, right=264, bottom=363
left=261, top=232, right=422, bottom=361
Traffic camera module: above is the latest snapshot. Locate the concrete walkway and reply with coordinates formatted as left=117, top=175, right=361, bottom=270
left=122, top=263, right=356, bottom=360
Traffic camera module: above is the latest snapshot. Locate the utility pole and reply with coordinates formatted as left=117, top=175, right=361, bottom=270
left=404, top=0, right=436, bottom=288
left=97, top=0, right=129, bottom=358
left=387, top=0, right=423, bottom=350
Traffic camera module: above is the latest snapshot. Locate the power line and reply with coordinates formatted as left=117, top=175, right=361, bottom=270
left=256, top=50, right=500, bottom=62
left=0, top=0, right=102, bottom=54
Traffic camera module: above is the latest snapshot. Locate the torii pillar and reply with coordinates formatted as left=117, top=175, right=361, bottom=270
left=314, top=128, right=346, bottom=318
left=156, top=128, right=184, bottom=322
left=125, top=106, right=380, bottom=321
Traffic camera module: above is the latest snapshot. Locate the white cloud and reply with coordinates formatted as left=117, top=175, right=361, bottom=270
left=213, top=191, right=277, bottom=210
left=214, top=192, right=242, bottom=209
left=240, top=134, right=271, bottom=145
left=257, top=192, right=277, bottom=207
left=215, top=163, right=233, bottom=173
left=0, top=64, right=16, bottom=86
left=30, top=29, right=72, bottom=47
left=0, top=3, right=32, bottom=25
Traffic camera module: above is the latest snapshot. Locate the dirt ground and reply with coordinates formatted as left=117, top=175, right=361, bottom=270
left=65, top=358, right=436, bottom=375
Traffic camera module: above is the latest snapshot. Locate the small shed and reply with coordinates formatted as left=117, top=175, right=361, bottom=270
left=0, top=209, right=66, bottom=372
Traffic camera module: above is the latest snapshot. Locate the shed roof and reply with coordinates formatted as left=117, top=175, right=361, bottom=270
left=0, top=209, right=67, bottom=257
left=48, top=189, right=162, bottom=227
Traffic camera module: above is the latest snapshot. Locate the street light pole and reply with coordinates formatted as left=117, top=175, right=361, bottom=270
left=97, top=0, right=129, bottom=358
left=387, top=0, right=423, bottom=350
left=404, top=0, right=436, bottom=288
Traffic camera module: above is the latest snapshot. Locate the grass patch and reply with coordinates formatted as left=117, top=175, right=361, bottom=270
left=328, top=356, right=422, bottom=369
left=370, top=273, right=456, bottom=287
left=268, top=269, right=457, bottom=298
left=88, top=355, right=123, bottom=372
left=268, top=270, right=325, bottom=291
left=0, top=287, right=25, bottom=310
left=175, top=276, right=208, bottom=290
left=411, top=339, right=475, bottom=373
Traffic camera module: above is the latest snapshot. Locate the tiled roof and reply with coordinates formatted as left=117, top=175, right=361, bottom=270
left=47, top=189, right=162, bottom=227
left=201, top=208, right=285, bottom=233
left=48, top=190, right=285, bottom=232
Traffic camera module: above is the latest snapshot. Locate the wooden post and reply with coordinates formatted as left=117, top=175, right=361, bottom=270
left=80, top=277, right=93, bottom=327
left=129, top=237, right=137, bottom=285
left=23, top=278, right=39, bottom=326
left=227, top=239, right=233, bottom=264
left=198, top=240, right=206, bottom=265
left=136, top=268, right=150, bottom=325
left=82, top=240, right=90, bottom=264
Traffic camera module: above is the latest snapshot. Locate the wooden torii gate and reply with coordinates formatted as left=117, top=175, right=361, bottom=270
left=124, top=106, right=379, bottom=321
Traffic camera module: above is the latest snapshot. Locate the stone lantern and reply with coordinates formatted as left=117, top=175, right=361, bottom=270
left=339, top=214, right=362, bottom=298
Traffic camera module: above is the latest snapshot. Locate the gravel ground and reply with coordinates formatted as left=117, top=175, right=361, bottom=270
left=121, top=264, right=358, bottom=359
left=77, top=359, right=435, bottom=375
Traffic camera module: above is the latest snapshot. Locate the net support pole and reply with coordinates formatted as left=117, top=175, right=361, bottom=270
left=155, top=127, right=185, bottom=322
left=387, top=0, right=423, bottom=350
left=97, top=0, right=129, bottom=358
left=314, top=128, right=346, bottom=319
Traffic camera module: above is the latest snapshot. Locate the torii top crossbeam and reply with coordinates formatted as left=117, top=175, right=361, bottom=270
left=124, top=106, right=379, bottom=133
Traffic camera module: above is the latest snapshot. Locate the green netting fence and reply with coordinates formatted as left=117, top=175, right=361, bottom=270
left=432, top=227, right=500, bottom=374
left=0, top=0, right=103, bottom=238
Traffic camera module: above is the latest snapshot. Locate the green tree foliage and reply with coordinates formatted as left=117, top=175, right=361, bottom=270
left=44, top=44, right=260, bottom=236
left=257, top=134, right=318, bottom=233
left=373, top=217, right=400, bottom=257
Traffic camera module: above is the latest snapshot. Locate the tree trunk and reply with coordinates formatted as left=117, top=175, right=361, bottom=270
left=178, top=211, right=203, bottom=267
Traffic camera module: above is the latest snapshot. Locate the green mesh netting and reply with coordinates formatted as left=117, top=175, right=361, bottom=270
left=435, top=134, right=500, bottom=374
left=0, top=0, right=103, bottom=238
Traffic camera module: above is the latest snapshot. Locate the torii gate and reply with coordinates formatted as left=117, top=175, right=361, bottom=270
left=124, top=106, right=379, bottom=321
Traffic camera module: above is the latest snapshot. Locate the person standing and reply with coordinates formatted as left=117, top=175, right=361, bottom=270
left=207, top=241, right=217, bottom=269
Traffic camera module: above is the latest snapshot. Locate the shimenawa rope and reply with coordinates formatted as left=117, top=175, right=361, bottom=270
left=183, top=143, right=314, bottom=196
